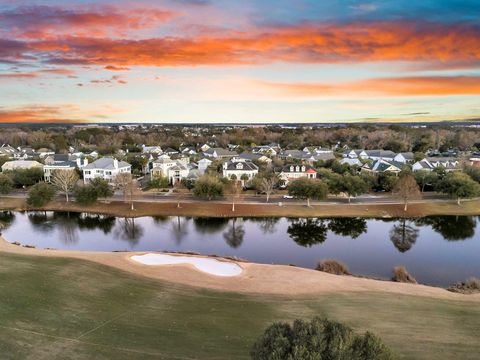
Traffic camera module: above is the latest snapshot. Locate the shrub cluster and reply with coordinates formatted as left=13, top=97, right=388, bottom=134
left=392, top=266, right=417, bottom=284
left=316, top=259, right=351, bottom=275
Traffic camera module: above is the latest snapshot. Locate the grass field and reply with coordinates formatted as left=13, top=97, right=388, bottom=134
left=1, top=196, right=480, bottom=218
left=0, top=253, right=479, bottom=359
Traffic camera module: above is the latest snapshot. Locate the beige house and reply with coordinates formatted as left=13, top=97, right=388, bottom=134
left=1, top=160, right=43, bottom=172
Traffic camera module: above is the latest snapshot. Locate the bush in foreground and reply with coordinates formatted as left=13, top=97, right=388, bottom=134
left=392, top=266, right=417, bottom=284
left=448, top=277, right=480, bottom=294
left=251, top=317, right=393, bottom=360
left=316, top=259, right=350, bottom=275
left=27, top=183, right=56, bottom=207
left=74, top=185, right=99, bottom=205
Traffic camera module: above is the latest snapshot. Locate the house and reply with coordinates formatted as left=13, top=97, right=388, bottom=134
left=203, top=147, right=238, bottom=158
left=17, top=147, right=36, bottom=159
left=198, top=158, right=212, bottom=175
left=470, top=158, right=480, bottom=168
left=364, top=150, right=397, bottom=162
left=340, top=158, right=363, bottom=167
left=163, top=147, right=179, bottom=156
left=151, top=155, right=189, bottom=185
left=82, top=157, right=131, bottom=184
left=252, top=143, right=281, bottom=156
left=279, top=150, right=307, bottom=159
left=36, top=148, right=55, bottom=158
left=412, top=159, right=434, bottom=172
left=393, top=152, right=414, bottom=164
left=142, top=145, right=163, bottom=155
left=2, top=160, right=43, bottom=172
left=343, top=149, right=368, bottom=159
left=412, top=158, right=460, bottom=172
left=238, top=153, right=272, bottom=164
left=277, top=164, right=317, bottom=186
left=361, top=159, right=403, bottom=174
left=222, top=158, right=258, bottom=180
left=180, top=146, right=197, bottom=156
left=44, top=154, right=88, bottom=182
left=200, top=143, right=211, bottom=152
left=303, top=146, right=332, bottom=155
left=0, top=144, right=19, bottom=159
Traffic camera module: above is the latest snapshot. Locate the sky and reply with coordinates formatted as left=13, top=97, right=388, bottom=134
left=0, top=0, right=480, bottom=123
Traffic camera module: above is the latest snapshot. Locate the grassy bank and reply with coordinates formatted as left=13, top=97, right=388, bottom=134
left=1, top=196, right=480, bottom=218
left=0, top=252, right=479, bottom=359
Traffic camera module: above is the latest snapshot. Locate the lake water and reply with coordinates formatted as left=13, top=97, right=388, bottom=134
left=1, top=211, right=479, bottom=287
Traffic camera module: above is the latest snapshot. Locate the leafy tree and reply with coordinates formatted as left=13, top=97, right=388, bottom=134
left=414, top=170, right=439, bottom=192
left=74, top=185, right=99, bottom=205
left=343, top=174, right=369, bottom=202
left=0, top=174, right=13, bottom=194
left=90, top=177, right=114, bottom=200
left=147, top=176, right=169, bottom=190
left=464, top=166, right=480, bottom=183
left=51, top=170, right=79, bottom=202
left=376, top=172, right=398, bottom=192
left=251, top=317, right=393, bottom=360
left=8, top=168, right=44, bottom=187
left=193, top=175, right=224, bottom=200
left=392, top=173, right=421, bottom=211
left=436, top=172, right=480, bottom=205
left=27, top=182, right=56, bottom=207
left=288, top=178, right=328, bottom=207
left=287, top=218, right=328, bottom=247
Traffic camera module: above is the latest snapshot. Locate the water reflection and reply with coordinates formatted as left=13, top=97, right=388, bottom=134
left=193, top=217, right=228, bottom=234
left=0, top=211, right=15, bottom=231
left=114, top=218, right=144, bottom=246
left=223, top=218, right=245, bottom=248
left=77, top=214, right=115, bottom=234
left=416, top=216, right=477, bottom=241
left=171, top=216, right=189, bottom=244
left=389, top=219, right=419, bottom=253
left=246, top=217, right=280, bottom=234
left=287, top=218, right=328, bottom=247
left=328, top=218, right=367, bottom=239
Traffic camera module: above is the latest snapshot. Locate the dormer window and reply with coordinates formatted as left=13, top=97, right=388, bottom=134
left=296, top=166, right=300, bottom=172
left=301, top=166, right=305, bottom=172
left=236, top=163, right=243, bottom=169
left=290, top=166, right=294, bottom=172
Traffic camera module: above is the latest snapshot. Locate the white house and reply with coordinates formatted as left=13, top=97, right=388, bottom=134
left=361, top=159, right=403, bottom=174
left=142, top=145, right=163, bottom=155
left=277, top=164, right=317, bottom=186
left=412, top=158, right=460, bottom=172
left=343, top=149, right=368, bottom=159
left=222, top=158, right=258, bottom=180
left=82, top=157, right=131, bottom=184
left=340, top=158, right=362, bottom=166
left=394, top=152, right=414, bottom=164
left=0, top=144, right=19, bottom=159
left=412, top=159, right=434, bottom=172
left=44, top=154, right=88, bottom=182
left=200, top=143, right=211, bottom=152
left=198, top=158, right=212, bottom=175
left=151, top=155, right=189, bottom=185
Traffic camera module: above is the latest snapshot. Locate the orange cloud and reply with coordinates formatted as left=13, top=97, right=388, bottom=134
left=258, top=76, right=480, bottom=97
left=19, top=21, right=478, bottom=67
left=105, top=65, right=130, bottom=71
left=0, top=105, right=88, bottom=123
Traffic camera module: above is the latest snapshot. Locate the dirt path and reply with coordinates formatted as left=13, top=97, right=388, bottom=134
left=1, top=237, right=478, bottom=302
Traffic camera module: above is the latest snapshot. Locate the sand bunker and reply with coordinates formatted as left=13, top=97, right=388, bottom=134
left=131, top=253, right=243, bottom=277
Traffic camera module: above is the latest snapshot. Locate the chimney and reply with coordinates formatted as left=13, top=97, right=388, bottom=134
left=113, top=158, right=119, bottom=169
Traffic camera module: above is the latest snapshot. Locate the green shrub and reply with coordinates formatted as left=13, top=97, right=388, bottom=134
left=0, top=174, right=13, bottom=194
left=251, top=317, right=393, bottom=360
left=193, top=175, right=224, bottom=200
left=74, top=185, right=99, bottom=205
left=27, top=182, right=55, bottom=207
left=316, top=259, right=351, bottom=275
left=8, top=168, right=44, bottom=187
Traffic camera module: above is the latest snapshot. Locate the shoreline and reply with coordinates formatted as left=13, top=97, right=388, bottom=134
left=1, top=197, right=480, bottom=218
left=0, top=236, right=479, bottom=302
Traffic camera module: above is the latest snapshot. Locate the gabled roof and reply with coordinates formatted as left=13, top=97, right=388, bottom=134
left=83, top=157, right=130, bottom=170
left=224, top=160, right=258, bottom=171
left=279, top=164, right=317, bottom=173
left=205, top=148, right=237, bottom=156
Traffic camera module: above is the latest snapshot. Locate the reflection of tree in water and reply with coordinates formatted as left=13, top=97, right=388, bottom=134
left=193, top=217, right=228, bottom=234
left=152, top=216, right=170, bottom=224
left=77, top=214, right=115, bottom=234
left=114, top=218, right=144, bottom=246
left=245, top=217, right=280, bottom=234
left=416, top=216, right=477, bottom=241
left=223, top=218, right=245, bottom=248
left=27, top=211, right=56, bottom=233
left=171, top=216, right=189, bottom=244
left=389, top=219, right=418, bottom=253
left=287, top=218, right=328, bottom=247
left=328, top=218, right=367, bottom=239
left=0, top=211, right=15, bottom=231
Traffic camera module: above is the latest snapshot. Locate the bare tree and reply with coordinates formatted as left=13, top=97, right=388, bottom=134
left=228, top=180, right=241, bottom=212
left=258, top=177, right=277, bottom=203
left=114, top=172, right=135, bottom=210
left=392, top=173, right=421, bottom=211
left=51, top=170, right=79, bottom=202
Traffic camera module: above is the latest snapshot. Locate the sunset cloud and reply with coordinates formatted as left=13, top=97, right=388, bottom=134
left=0, top=105, right=87, bottom=123
left=258, top=76, right=480, bottom=97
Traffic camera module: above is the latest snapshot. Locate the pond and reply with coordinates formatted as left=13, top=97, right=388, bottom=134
left=1, top=211, right=479, bottom=287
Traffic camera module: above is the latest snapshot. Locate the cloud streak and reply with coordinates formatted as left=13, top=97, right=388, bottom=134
left=259, top=76, right=480, bottom=97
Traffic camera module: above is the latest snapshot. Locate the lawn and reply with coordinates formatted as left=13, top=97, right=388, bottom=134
left=0, top=252, right=479, bottom=359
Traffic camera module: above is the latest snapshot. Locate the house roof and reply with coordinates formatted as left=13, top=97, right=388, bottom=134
left=279, top=164, right=317, bottom=173
left=205, top=148, right=237, bottom=156
left=224, top=160, right=258, bottom=171
left=83, top=157, right=130, bottom=170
